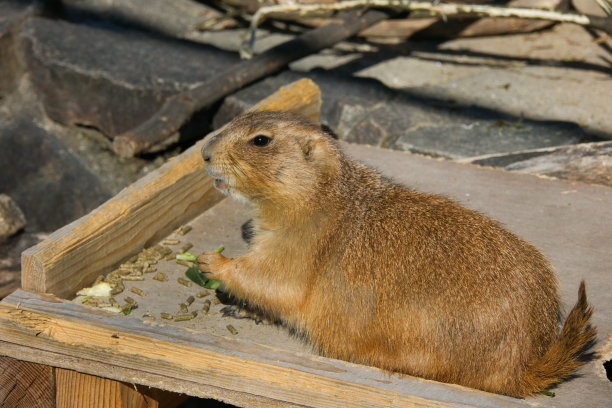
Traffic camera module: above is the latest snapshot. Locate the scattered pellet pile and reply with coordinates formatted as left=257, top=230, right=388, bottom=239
left=73, top=224, right=239, bottom=335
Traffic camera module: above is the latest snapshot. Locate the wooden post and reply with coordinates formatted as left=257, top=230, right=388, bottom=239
left=0, top=357, right=55, bottom=408
left=56, top=369, right=187, bottom=408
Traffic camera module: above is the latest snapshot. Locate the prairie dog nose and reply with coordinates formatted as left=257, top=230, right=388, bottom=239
left=202, top=149, right=212, bottom=163
left=202, top=133, right=220, bottom=163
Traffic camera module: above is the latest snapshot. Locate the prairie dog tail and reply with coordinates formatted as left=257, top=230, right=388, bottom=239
left=518, top=280, right=596, bottom=396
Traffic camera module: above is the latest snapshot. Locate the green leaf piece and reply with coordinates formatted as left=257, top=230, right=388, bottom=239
left=185, top=266, right=208, bottom=287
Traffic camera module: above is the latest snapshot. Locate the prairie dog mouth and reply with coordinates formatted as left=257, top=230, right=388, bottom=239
left=206, top=169, right=231, bottom=194
left=214, top=178, right=228, bottom=191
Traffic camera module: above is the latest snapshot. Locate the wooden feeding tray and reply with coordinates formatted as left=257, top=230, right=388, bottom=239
left=1, top=79, right=610, bottom=408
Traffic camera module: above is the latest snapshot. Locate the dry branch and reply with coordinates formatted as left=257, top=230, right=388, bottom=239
left=112, top=8, right=391, bottom=157
left=242, top=0, right=612, bottom=56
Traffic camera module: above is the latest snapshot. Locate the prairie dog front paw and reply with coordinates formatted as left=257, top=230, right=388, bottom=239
left=197, top=251, right=231, bottom=281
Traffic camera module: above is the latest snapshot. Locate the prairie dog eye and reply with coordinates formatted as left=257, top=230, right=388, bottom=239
left=251, top=135, right=271, bottom=147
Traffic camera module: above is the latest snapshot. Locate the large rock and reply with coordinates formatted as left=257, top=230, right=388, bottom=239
left=0, top=231, right=44, bottom=299
left=361, top=24, right=612, bottom=139
left=15, top=17, right=239, bottom=138
left=0, top=194, right=26, bottom=243
left=61, top=0, right=235, bottom=38
left=214, top=70, right=583, bottom=159
left=0, top=117, right=112, bottom=232
left=0, top=0, right=42, bottom=96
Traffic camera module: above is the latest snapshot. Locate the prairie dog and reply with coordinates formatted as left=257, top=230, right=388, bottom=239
left=198, top=111, right=595, bottom=397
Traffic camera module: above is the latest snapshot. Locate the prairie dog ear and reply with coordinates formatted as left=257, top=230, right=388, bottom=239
left=299, top=132, right=336, bottom=174
left=300, top=133, right=326, bottom=162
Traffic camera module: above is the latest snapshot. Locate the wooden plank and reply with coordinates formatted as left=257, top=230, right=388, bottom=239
left=0, top=290, right=539, bottom=408
left=20, top=78, right=322, bottom=299
left=0, top=341, right=303, bottom=408
left=56, top=369, right=154, bottom=408
left=0, top=356, right=54, bottom=408
left=56, top=369, right=187, bottom=408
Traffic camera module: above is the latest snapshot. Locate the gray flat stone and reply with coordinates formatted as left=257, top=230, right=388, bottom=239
left=15, top=17, right=239, bottom=137
left=358, top=24, right=612, bottom=139
left=0, top=0, right=42, bottom=96
left=215, top=70, right=583, bottom=159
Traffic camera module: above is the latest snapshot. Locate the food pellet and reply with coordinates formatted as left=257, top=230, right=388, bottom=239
left=179, top=303, right=189, bottom=313
left=185, top=295, right=195, bottom=306
left=226, top=325, right=238, bottom=335
left=174, top=311, right=197, bottom=321
left=119, top=263, right=139, bottom=270
left=124, top=296, right=136, bottom=306
left=153, top=272, right=168, bottom=282
left=177, top=277, right=192, bottom=287
left=202, top=299, right=211, bottom=314
left=160, top=313, right=173, bottom=320
left=109, top=298, right=119, bottom=308
left=155, top=246, right=173, bottom=256
left=130, top=287, right=146, bottom=296
left=143, top=266, right=157, bottom=273
left=106, top=270, right=119, bottom=279
left=180, top=243, right=193, bottom=253
left=174, top=225, right=192, bottom=235
left=164, top=253, right=176, bottom=261
left=162, top=239, right=180, bottom=245
left=212, top=297, right=221, bottom=305
left=83, top=297, right=100, bottom=306
left=110, top=282, right=124, bottom=295
left=121, top=275, right=144, bottom=281
left=196, top=290, right=210, bottom=298
left=176, top=260, right=193, bottom=267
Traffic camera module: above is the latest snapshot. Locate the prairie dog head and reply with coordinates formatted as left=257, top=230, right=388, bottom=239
left=201, top=111, right=338, bottom=205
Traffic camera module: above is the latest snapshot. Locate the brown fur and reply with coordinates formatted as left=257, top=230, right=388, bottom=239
left=198, top=111, right=596, bottom=397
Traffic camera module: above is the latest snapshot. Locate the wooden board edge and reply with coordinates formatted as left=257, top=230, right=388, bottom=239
left=0, top=342, right=304, bottom=408
left=0, top=290, right=541, bottom=408
left=21, top=78, right=322, bottom=298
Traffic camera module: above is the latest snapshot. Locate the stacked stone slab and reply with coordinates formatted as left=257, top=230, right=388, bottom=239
left=16, top=17, right=239, bottom=138
left=214, top=70, right=584, bottom=160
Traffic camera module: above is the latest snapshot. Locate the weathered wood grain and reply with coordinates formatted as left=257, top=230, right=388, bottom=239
left=0, top=356, right=54, bottom=408
left=56, top=369, right=155, bottom=408
left=0, top=290, right=539, bottom=408
left=56, top=369, right=187, bottom=408
left=20, top=78, right=322, bottom=299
